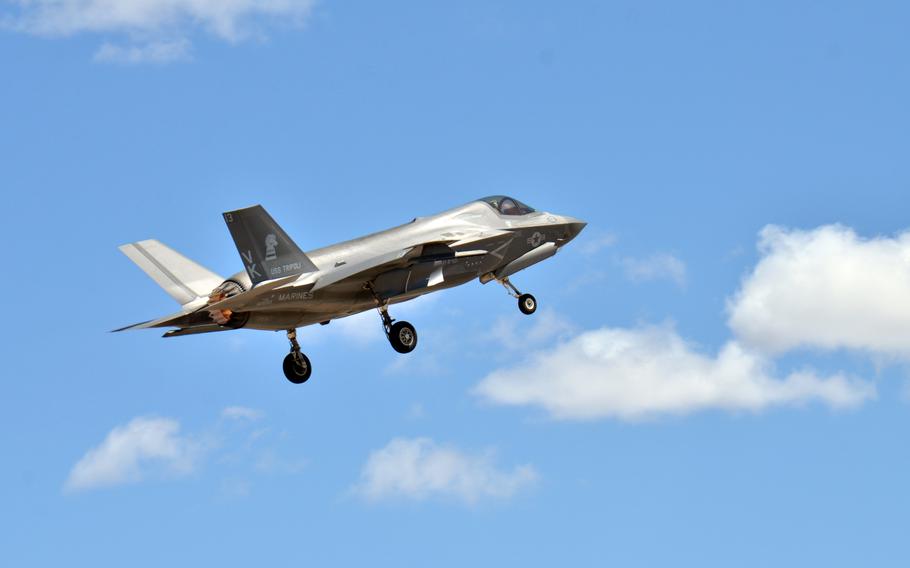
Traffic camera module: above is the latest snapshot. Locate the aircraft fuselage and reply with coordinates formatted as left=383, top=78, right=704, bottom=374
left=220, top=200, right=585, bottom=330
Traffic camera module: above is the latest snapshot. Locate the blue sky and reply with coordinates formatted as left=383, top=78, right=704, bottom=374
left=2, top=1, right=909, bottom=565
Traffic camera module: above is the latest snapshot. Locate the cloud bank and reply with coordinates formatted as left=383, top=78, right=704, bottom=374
left=728, top=224, right=910, bottom=359
left=474, top=325, right=875, bottom=421
left=353, top=437, right=537, bottom=504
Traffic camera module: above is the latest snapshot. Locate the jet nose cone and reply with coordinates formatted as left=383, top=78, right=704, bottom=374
left=557, top=217, right=587, bottom=245
left=568, top=220, right=587, bottom=238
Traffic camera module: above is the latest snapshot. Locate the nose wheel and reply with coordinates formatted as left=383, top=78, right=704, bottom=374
left=378, top=303, right=418, bottom=354
left=283, top=329, right=312, bottom=384
left=518, top=293, right=537, bottom=315
left=500, top=278, right=538, bottom=315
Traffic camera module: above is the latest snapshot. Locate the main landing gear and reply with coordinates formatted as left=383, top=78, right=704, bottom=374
left=378, top=304, right=418, bottom=354
left=282, top=329, right=312, bottom=384
left=500, top=277, right=537, bottom=315
left=364, top=282, right=419, bottom=354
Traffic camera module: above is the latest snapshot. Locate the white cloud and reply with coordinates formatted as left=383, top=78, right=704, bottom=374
left=578, top=233, right=617, bottom=255
left=489, top=308, right=576, bottom=351
left=94, top=38, right=190, bottom=64
left=65, top=408, right=307, bottom=494
left=253, top=449, right=307, bottom=475
left=728, top=225, right=910, bottom=358
left=474, top=324, right=875, bottom=421
left=221, top=406, right=263, bottom=421
left=218, top=477, right=252, bottom=500
left=621, top=253, right=687, bottom=287
left=353, top=437, right=538, bottom=504
left=65, top=417, right=198, bottom=492
left=6, top=0, right=316, bottom=62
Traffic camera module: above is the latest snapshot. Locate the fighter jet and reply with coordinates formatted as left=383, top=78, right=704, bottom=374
left=116, top=196, right=586, bottom=383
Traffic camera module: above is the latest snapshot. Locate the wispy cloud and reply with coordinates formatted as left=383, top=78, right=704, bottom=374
left=66, top=407, right=302, bottom=493
left=578, top=232, right=617, bottom=256
left=729, top=224, right=910, bottom=359
left=94, top=38, right=190, bottom=64
left=474, top=324, right=875, bottom=421
left=65, top=416, right=199, bottom=492
left=5, top=0, right=316, bottom=63
left=488, top=308, right=576, bottom=351
left=407, top=402, right=426, bottom=420
left=253, top=449, right=307, bottom=475
left=621, top=253, right=687, bottom=287
left=353, top=437, right=538, bottom=505
left=221, top=406, right=263, bottom=421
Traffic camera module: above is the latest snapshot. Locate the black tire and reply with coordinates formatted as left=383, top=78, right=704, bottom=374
left=389, top=321, right=418, bottom=354
left=518, top=293, right=537, bottom=315
left=283, top=352, right=312, bottom=384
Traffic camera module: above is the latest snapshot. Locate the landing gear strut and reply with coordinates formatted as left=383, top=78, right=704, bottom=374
left=378, top=304, right=418, bottom=354
left=282, top=329, right=312, bottom=384
left=500, top=277, right=537, bottom=315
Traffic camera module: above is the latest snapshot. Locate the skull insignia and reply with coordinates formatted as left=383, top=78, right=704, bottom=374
left=265, top=234, right=278, bottom=261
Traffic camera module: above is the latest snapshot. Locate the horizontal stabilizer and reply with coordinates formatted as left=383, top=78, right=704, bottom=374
left=112, top=308, right=205, bottom=332
left=112, top=302, right=221, bottom=332
left=163, top=325, right=231, bottom=338
left=119, top=240, right=223, bottom=306
left=223, top=205, right=318, bottom=287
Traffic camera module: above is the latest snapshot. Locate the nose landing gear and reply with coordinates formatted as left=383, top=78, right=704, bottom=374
left=500, top=277, right=537, bottom=315
left=518, top=293, right=537, bottom=315
left=282, top=329, right=312, bottom=384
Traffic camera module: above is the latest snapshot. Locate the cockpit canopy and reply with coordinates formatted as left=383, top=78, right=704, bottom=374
left=478, top=195, right=536, bottom=216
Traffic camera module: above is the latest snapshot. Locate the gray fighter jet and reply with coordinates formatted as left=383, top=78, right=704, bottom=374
left=117, top=196, right=586, bottom=383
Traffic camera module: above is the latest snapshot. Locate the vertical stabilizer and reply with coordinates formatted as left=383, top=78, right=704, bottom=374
left=222, top=205, right=318, bottom=286
left=119, top=240, right=224, bottom=306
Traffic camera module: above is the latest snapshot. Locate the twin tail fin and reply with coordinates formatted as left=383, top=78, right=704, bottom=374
left=222, top=205, right=318, bottom=286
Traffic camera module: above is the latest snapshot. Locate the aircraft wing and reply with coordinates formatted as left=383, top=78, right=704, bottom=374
left=311, top=247, right=418, bottom=292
